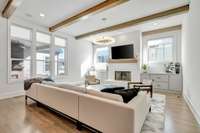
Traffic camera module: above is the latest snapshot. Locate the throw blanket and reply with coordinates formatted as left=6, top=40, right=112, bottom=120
left=24, top=78, right=54, bottom=90
left=101, top=88, right=139, bottom=103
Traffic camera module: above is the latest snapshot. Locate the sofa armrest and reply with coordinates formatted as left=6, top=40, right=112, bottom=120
left=128, top=92, right=151, bottom=133
left=25, top=83, right=39, bottom=100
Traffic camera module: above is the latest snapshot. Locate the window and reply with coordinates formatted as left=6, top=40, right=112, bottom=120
left=10, top=25, right=32, bottom=80
left=9, top=24, right=69, bottom=81
left=147, top=37, right=174, bottom=63
left=11, top=25, right=31, bottom=40
left=36, top=32, right=51, bottom=76
left=94, top=47, right=109, bottom=70
left=95, top=47, right=109, bottom=63
left=54, top=37, right=67, bottom=76
left=36, top=32, right=51, bottom=44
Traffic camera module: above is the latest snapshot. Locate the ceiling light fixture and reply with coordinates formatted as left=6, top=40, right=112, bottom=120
left=153, top=22, right=158, bottom=26
left=40, top=13, right=45, bottom=18
left=93, top=36, right=115, bottom=45
left=101, top=17, right=107, bottom=21
left=81, top=15, right=89, bottom=20
left=25, top=13, right=32, bottom=18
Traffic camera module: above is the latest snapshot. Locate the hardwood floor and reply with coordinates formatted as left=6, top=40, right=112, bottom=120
left=0, top=94, right=200, bottom=133
left=163, top=93, right=200, bottom=133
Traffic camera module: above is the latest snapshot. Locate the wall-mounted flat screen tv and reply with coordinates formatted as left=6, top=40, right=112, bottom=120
left=111, top=44, right=134, bottom=59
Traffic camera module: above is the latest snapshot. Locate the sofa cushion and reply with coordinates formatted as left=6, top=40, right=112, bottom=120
left=87, top=89, right=123, bottom=102
left=42, top=81, right=87, bottom=93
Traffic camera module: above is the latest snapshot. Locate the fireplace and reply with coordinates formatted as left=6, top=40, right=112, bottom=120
left=115, top=71, right=131, bottom=81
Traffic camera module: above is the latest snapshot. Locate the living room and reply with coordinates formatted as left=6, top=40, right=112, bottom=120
left=0, top=0, right=200, bottom=133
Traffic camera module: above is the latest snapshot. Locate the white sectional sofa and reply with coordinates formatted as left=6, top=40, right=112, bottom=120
left=26, top=83, right=151, bottom=133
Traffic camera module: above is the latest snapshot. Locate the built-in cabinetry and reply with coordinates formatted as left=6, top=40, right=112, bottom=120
left=141, top=73, right=182, bottom=93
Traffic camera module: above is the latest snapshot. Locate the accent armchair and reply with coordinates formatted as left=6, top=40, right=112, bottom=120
left=85, top=75, right=100, bottom=87
left=128, top=80, right=153, bottom=98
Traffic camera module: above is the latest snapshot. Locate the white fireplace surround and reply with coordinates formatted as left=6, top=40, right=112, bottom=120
left=108, top=63, right=140, bottom=81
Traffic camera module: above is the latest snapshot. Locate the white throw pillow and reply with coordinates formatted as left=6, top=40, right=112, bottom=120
left=87, top=89, right=123, bottom=102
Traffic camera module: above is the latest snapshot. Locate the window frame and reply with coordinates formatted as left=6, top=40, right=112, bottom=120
left=8, top=23, right=33, bottom=82
left=10, top=24, right=32, bottom=41
left=94, top=47, right=109, bottom=64
left=36, top=31, right=51, bottom=45
left=142, top=31, right=178, bottom=66
left=147, top=36, right=175, bottom=64
left=94, top=46, right=109, bottom=71
left=54, top=36, right=68, bottom=77
left=35, top=31, right=52, bottom=77
left=8, top=23, right=69, bottom=83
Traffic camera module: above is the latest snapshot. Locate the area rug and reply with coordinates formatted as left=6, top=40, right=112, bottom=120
left=141, top=94, right=166, bottom=133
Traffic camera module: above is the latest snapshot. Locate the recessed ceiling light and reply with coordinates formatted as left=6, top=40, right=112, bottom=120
left=40, top=13, right=45, bottom=18
left=81, top=15, right=89, bottom=20
left=102, top=18, right=107, bottom=21
left=25, top=13, right=32, bottom=18
left=153, top=22, right=158, bottom=26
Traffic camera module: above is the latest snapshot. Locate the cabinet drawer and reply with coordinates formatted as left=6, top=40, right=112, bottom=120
left=151, top=74, right=168, bottom=82
left=153, top=82, right=168, bottom=90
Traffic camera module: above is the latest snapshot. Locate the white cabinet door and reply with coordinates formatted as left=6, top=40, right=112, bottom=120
left=169, top=74, right=182, bottom=91
left=153, top=81, right=168, bottom=90
left=151, top=74, right=169, bottom=82
left=141, top=73, right=150, bottom=81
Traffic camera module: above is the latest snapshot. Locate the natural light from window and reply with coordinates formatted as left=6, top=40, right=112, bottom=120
left=10, top=25, right=32, bottom=80
left=95, top=47, right=109, bottom=70
left=147, top=37, right=174, bottom=64
left=55, top=37, right=66, bottom=76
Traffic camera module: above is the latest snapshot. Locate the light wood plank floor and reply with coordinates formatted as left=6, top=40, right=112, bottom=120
left=0, top=94, right=200, bottom=133
left=163, top=93, right=200, bottom=133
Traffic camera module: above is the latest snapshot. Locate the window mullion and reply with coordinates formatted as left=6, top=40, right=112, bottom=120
left=51, top=34, right=55, bottom=79
left=32, top=28, right=37, bottom=78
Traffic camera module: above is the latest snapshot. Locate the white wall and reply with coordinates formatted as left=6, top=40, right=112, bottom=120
left=0, top=16, right=92, bottom=99
left=58, top=38, right=92, bottom=82
left=0, top=16, right=24, bottom=99
left=182, top=0, right=200, bottom=124
left=142, top=30, right=182, bottom=73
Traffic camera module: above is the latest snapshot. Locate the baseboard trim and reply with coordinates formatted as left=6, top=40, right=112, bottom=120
left=0, top=90, right=25, bottom=100
left=183, top=94, right=200, bottom=125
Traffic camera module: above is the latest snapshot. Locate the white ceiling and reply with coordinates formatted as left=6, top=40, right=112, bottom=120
left=12, top=0, right=189, bottom=36
left=85, top=13, right=186, bottom=42
left=13, top=0, right=104, bottom=27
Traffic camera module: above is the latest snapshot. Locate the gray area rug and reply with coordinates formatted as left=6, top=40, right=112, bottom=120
left=141, top=94, right=166, bottom=133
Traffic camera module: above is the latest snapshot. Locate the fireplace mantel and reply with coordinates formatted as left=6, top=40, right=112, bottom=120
left=108, top=58, right=138, bottom=64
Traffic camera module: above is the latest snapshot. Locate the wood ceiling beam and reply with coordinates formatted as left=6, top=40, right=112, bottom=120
left=142, top=25, right=182, bottom=36
left=49, top=0, right=129, bottom=32
left=75, top=4, right=189, bottom=39
left=2, top=0, right=24, bottom=18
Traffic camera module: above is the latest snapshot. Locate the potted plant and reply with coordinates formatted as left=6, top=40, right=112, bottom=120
left=142, top=64, right=148, bottom=73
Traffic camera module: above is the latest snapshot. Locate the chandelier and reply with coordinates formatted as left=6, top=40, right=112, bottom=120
left=92, top=36, right=115, bottom=45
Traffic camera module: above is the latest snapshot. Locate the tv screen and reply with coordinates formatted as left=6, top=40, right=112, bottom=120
left=111, top=44, right=134, bottom=59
